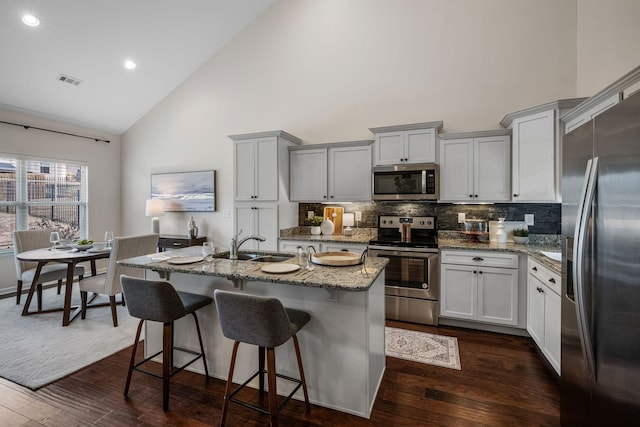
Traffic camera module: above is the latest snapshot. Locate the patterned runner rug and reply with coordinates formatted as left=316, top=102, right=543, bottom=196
left=385, top=327, right=461, bottom=370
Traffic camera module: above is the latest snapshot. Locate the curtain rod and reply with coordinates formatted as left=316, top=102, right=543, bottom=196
left=0, top=120, right=110, bottom=143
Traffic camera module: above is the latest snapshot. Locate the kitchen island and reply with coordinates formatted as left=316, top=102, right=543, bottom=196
left=119, top=247, right=388, bottom=418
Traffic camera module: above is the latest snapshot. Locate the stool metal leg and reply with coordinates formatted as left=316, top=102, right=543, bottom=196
left=267, top=348, right=278, bottom=427
left=293, top=334, right=311, bottom=412
left=258, top=346, right=265, bottom=395
left=220, top=341, right=240, bottom=427
left=191, top=312, right=209, bottom=377
left=124, top=319, right=145, bottom=397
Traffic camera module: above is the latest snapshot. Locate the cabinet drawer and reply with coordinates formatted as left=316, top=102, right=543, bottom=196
left=528, top=257, right=560, bottom=296
left=440, top=250, right=518, bottom=269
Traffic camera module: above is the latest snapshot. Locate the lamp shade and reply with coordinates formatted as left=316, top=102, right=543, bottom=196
left=145, top=199, right=165, bottom=217
left=343, top=213, right=355, bottom=227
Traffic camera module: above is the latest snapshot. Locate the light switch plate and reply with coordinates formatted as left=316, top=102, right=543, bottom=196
left=355, top=211, right=362, bottom=221
left=223, top=208, right=230, bottom=218
left=458, top=213, right=466, bottom=223
left=307, top=211, right=314, bottom=219
left=525, top=214, right=534, bottom=226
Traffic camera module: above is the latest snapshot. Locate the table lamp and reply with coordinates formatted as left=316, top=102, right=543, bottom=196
left=145, top=199, right=165, bottom=234
left=343, top=213, right=355, bottom=236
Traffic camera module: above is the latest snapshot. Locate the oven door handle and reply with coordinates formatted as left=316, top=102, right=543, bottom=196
left=368, top=246, right=438, bottom=256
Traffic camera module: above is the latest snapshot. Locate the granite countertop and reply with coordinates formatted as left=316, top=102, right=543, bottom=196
left=119, top=246, right=388, bottom=292
left=279, top=227, right=376, bottom=244
left=438, top=237, right=562, bottom=274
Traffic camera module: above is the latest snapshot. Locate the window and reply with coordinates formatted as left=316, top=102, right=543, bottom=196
left=0, top=155, right=88, bottom=251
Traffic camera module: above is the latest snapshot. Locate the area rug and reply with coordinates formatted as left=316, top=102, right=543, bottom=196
left=385, top=327, right=461, bottom=370
left=0, top=285, right=139, bottom=389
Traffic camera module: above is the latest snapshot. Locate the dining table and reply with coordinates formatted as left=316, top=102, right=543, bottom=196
left=17, top=247, right=112, bottom=326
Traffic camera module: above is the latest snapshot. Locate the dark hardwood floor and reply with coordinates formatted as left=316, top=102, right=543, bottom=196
left=0, top=321, right=560, bottom=426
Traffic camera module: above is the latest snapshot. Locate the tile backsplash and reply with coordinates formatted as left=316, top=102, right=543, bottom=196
left=299, top=202, right=560, bottom=234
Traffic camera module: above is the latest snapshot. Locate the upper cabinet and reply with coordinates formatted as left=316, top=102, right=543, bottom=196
left=230, top=131, right=302, bottom=202
left=369, top=121, right=443, bottom=166
left=501, top=99, right=585, bottom=202
left=290, top=140, right=373, bottom=203
left=439, top=130, right=511, bottom=202
left=562, top=65, right=640, bottom=134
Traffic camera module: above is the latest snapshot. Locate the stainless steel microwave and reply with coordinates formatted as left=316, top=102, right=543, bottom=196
left=372, top=163, right=439, bottom=201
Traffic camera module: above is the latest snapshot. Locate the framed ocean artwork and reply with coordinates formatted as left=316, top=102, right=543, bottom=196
left=151, top=170, right=216, bottom=212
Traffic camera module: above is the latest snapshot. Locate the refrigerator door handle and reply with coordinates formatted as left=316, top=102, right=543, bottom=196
left=574, top=156, right=598, bottom=379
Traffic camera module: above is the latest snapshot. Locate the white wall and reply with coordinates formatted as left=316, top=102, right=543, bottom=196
left=577, top=0, right=640, bottom=95
left=0, top=107, right=120, bottom=292
left=121, top=0, right=578, bottom=246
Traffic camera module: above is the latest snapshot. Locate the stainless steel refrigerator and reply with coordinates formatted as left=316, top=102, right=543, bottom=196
left=561, top=91, right=640, bottom=425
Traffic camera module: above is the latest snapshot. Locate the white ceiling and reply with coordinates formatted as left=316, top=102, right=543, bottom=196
left=0, top=0, right=275, bottom=135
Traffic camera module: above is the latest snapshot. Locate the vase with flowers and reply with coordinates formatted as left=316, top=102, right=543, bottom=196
left=307, top=216, right=324, bottom=235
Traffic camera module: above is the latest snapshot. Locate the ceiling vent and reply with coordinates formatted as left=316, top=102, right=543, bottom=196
left=57, top=74, right=82, bottom=86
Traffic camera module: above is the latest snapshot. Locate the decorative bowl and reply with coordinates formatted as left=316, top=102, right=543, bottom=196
left=73, top=243, right=94, bottom=251
left=512, top=236, right=529, bottom=244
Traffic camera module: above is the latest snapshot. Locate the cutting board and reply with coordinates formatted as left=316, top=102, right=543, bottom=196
left=323, top=207, right=343, bottom=234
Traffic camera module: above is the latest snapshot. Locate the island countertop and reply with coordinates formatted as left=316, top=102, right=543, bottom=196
left=119, top=246, right=388, bottom=292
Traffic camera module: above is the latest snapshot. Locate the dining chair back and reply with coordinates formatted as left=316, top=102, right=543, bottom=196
left=79, top=233, right=158, bottom=326
left=13, top=229, right=85, bottom=305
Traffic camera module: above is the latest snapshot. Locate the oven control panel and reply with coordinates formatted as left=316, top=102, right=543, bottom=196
left=378, top=216, right=435, bottom=229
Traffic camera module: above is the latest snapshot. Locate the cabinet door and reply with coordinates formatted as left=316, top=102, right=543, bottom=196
left=255, top=138, right=278, bottom=201
left=255, top=205, right=278, bottom=251
left=328, top=145, right=372, bottom=202
left=374, top=132, right=404, bottom=165
left=235, top=140, right=256, bottom=201
left=440, top=264, right=476, bottom=320
left=512, top=110, right=556, bottom=202
left=405, top=129, right=436, bottom=163
left=474, top=136, right=510, bottom=201
left=477, top=266, right=518, bottom=326
left=527, top=274, right=546, bottom=348
left=545, top=289, right=561, bottom=374
left=290, top=149, right=328, bottom=201
left=439, top=139, right=474, bottom=201
left=235, top=205, right=278, bottom=251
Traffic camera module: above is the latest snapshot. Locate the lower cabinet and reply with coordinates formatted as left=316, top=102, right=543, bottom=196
left=235, top=205, right=278, bottom=251
left=527, top=257, right=561, bottom=375
left=440, top=250, right=519, bottom=326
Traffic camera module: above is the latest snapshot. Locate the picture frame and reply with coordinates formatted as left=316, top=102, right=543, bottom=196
left=151, top=170, right=216, bottom=212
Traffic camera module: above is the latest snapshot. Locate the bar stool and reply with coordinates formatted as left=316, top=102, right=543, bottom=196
left=120, top=275, right=212, bottom=411
left=214, top=289, right=311, bottom=427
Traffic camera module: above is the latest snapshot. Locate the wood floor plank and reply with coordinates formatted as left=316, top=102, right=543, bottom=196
left=0, top=322, right=560, bottom=426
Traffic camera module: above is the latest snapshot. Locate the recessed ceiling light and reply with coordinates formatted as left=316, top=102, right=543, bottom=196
left=124, top=60, right=137, bottom=70
left=21, top=14, right=40, bottom=27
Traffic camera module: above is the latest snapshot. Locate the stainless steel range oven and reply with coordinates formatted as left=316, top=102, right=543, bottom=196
left=368, top=215, right=439, bottom=326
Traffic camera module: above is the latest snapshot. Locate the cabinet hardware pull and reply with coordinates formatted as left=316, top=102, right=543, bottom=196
left=473, top=270, right=477, bottom=274
left=513, top=194, right=519, bottom=197
left=549, top=278, right=556, bottom=284
left=323, top=195, right=327, bottom=198
left=469, top=194, right=473, bottom=198
left=532, top=266, right=537, bottom=271
left=472, top=257, right=484, bottom=261
left=478, top=271, right=483, bottom=274
left=474, top=194, right=478, bottom=198
left=330, top=195, right=334, bottom=198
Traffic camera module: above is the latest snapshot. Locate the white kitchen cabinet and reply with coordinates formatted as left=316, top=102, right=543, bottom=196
left=527, top=257, right=561, bottom=374
left=369, top=121, right=442, bottom=166
left=231, top=131, right=302, bottom=202
left=501, top=99, right=586, bottom=202
left=290, top=141, right=372, bottom=202
left=439, top=131, right=511, bottom=202
left=234, top=205, right=278, bottom=251
left=440, top=250, right=519, bottom=327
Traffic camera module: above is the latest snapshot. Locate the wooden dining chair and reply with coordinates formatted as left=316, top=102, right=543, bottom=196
left=13, top=229, right=85, bottom=306
left=79, top=233, right=158, bottom=326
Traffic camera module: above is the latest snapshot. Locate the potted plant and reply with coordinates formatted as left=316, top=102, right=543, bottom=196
left=307, top=216, right=324, bottom=235
left=512, top=227, right=529, bottom=244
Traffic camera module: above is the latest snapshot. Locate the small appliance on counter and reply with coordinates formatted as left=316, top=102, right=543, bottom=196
left=368, top=215, right=439, bottom=326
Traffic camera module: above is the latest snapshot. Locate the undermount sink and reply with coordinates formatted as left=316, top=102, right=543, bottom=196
left=213, top=252, right=294, bottom=262
left=540, top=251, right=562, bottom=262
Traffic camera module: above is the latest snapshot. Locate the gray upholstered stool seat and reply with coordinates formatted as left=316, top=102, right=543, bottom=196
left=120, top=275, right=212, bottom=411
left=214, top=289, right=311, bottom=427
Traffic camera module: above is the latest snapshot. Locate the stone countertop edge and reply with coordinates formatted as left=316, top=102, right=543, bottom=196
left=438, top=238, right=561, bottom=274
left=118, top=246, right=389, bottom=292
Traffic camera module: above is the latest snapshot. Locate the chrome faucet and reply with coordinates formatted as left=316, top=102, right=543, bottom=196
left=229, top=229, right=266, bottom=260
